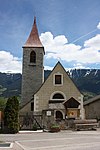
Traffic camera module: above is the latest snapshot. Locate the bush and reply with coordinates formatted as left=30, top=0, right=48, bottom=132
left=4, top=96, right=19, bottom=134
left=32, top=124, right=38, bottom=131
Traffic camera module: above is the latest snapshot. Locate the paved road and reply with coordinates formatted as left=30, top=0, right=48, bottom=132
left=0, top=130, right=100, bottom=149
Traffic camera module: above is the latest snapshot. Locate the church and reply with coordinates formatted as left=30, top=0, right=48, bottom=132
left=20, top=17, right=84, bottom=129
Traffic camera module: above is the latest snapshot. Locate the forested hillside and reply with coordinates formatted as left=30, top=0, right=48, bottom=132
left=0, top=69, right=100, bottom=100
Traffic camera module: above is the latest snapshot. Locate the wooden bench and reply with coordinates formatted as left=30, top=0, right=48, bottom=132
left=73, top=119, right=98, bottom=131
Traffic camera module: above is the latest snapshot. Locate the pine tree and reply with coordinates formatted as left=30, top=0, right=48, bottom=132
left=4, top=96, right=19, bottom=133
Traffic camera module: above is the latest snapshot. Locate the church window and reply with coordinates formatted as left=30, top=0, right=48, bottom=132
left=30, top=51, right=36, bottom=63
left=54, top=74, right=63, bottom=85
left=49, top=92, right=65, bottom=103
left=53, top=93, right=64, bottom=99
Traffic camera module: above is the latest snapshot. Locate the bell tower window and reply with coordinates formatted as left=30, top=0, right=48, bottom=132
left=30, top=51, right=36, bottom=63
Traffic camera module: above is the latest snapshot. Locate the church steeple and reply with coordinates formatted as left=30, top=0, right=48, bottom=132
left=23, top=17, right=43, bottom=47
left=21, top=17, right=44, bottom=106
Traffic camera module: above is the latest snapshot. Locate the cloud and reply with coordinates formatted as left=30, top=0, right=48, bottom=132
left=40, top=32, right=100, bottom=65
left=44, top=66, right=53, bottom=70
left=0, top=29, right=100, bottom=73
left=0, top=51, right=22, bottom=73
left=84, top=34, right=100, bottom=49
left=97, top=22, right=100, bottom=29
left=40, top=32, right=68, bottom=53
left=73, top=63, right=89, bottom=69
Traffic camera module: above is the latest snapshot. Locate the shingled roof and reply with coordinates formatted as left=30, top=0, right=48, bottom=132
left=23, top=17, right=43, bottom=47
left=84, top=95, right=100, bottom=105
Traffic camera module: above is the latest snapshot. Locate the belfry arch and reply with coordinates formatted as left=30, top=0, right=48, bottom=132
left=30, top=51, right=36, bottom=63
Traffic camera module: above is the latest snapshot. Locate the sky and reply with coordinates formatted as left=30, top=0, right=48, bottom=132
left=0, top=0, right=100, bottom=73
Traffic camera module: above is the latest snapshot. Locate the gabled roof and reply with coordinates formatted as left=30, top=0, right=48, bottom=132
left=20, top=61, right=82, bottom=109
left=23, top=17, right=43, bottom=48
left=34, top=61, right=82, bottom=95
left=84, top=95, right=100, bottom=105
left=63, top=97, right=80, bottom=105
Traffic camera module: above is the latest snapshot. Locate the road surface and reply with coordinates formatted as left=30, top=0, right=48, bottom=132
left=0, top=129, right=100, bottom=149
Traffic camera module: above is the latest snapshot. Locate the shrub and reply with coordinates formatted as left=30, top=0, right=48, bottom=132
left=4, top=96, right=19, bottom=134
left=32, top=124, right=38, bottom=131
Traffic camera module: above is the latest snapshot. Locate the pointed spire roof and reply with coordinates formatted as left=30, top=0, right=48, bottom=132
left=23, top=17, right=43, bottom=47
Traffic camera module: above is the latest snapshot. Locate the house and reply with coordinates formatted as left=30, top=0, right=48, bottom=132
left=84, top=95, right=100, bottom=120
left=20, top=17, right=84, bottom=129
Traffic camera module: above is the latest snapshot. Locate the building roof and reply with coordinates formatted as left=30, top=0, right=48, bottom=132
left=34, top=61, right=82, bottom=96
left=84, top=95, right=100, bottom=105
left=23, top=17, right=43, bottom=47
left=20, top=61, right=82, bottom=110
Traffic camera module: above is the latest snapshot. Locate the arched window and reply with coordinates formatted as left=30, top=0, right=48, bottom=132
left=53, top=93, right=64, bottom=99
left=30, top=51, right=36, bottom=63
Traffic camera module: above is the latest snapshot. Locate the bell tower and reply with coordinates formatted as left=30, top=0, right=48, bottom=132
left=21, top=17, right=45, bottom=106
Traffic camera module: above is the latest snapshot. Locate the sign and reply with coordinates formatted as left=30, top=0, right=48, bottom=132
left=46, top=111, right=51, bottom=116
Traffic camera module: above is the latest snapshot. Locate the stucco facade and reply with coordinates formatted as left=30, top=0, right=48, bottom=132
left=35, top=63, right=80, bottom=107
left=20, top=62, right=84, bottom=119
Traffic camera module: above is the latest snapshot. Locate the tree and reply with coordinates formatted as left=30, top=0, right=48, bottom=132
left=4, top=96, right=19, bottom=133
left=0, top=97, right=7, bottom=111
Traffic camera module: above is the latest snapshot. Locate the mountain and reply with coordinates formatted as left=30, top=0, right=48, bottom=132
left=0, top=72, right=21, bottom=98
left=0, top=69, right=100, bottom=100
left=68, top=69, right=100, bottom=99
left=69, top=69, right=100, bottom=93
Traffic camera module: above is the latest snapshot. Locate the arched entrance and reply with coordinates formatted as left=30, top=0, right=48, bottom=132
left=56, top=111, right=63, bottom=120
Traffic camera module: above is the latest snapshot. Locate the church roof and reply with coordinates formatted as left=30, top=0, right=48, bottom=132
left=34, top=61, right=82, bottom=95
left=23, top=17, right=43, bottom=47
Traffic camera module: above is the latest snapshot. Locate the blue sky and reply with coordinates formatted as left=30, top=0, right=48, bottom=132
left=0, top=0, right=100, bottom=73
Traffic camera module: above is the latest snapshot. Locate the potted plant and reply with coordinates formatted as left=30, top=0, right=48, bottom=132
left=49, top=124, right=60, bottom=132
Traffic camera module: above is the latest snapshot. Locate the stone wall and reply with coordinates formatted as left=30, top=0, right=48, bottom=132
left=21, top=47, right=44, bottom=106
